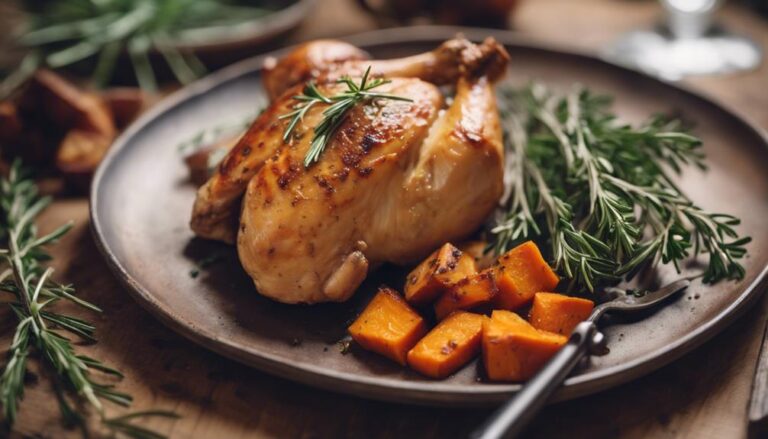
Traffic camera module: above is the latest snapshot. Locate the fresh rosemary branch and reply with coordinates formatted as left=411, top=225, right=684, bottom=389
left=491, top=84, right=750, bottom=292
left=2, top=0, right=274, bottom=96
left=279, top=66, right=413, bottom=167
left=0, top=161, right=177, bottom=436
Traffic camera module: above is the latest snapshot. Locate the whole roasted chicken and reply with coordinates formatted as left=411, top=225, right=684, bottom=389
left=191, top=37, right=509, bottom=304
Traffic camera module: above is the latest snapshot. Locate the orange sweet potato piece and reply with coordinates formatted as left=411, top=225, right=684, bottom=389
left=56, top=129, right=112, bottom=173
left=482, top=310, right=567, bottom=381
left=529, top=293, right=594, bottom=335
left=404, top=243, right=477, bottom=305
left=348, top=287, right=428, bottom=365
left=407, top=312, right=487, bottom=379
left=458, top=240, right=496, bottom=270
left=493, top=241, right=559, bottom=310
left=433, top=270, right=498, bottom=320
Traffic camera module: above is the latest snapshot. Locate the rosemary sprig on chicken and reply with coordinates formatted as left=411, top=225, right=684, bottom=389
left=279, top=66, right=413, bottom=167
left=0, top=161, right=177, bottom=437
left=490, top=83, right=750, bottom=292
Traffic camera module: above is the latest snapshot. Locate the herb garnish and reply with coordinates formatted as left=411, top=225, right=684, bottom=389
left=0, top=161, right=177, bottom=436
left=279, top=66, right=412, bottom=167
left=188, top=250, right=226, bottom=279
left=337, top=338, right=352, bottom=355
left=491, top=84, right=750, bottom=292
left=2, top=0, right=273, bottom=96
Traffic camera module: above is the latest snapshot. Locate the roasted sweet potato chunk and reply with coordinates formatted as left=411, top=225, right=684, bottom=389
left=433, top=270, right=497, bottom=320
left=482, top=310, right=567, bottom=381
left=529, top=293, right=594, bottom=335
left=348, top=287, right=428, bottom=365
left=493, top=241, right=559, bottom=310
left=458, top=240, right=496, bottom=270
left=56, top=129, right=112, bottom=173
left=404, top=243, right=477, bottom=305
left=407, top=312, right=486, bottom=378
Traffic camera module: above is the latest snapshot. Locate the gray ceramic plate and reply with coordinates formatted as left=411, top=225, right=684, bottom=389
left=90, top=26, right=768, bottom=406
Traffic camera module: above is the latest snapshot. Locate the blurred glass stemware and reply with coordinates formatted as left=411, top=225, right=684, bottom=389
left=604, top=0, right=762, bottom=80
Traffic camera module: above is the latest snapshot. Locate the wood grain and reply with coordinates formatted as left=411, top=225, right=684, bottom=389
left=749, top=319, right=768, bottom=439
left=5, top=0, right=768, bottom=437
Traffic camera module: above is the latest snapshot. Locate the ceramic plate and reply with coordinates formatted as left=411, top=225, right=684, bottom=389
left=91, top=26, right=768, bottom=406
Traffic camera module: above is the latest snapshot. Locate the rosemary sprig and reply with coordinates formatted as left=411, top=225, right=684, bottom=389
left=279, top=66, right=413, bottom=167
left=2, top=0, right=274, bottom=96
left=0, top=161, right=177, bottom=436
left=491, top=84, right=750, bottom=292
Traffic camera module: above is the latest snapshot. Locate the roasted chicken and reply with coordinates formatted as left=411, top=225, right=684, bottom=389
left=191, top=37, right=509, bottom=304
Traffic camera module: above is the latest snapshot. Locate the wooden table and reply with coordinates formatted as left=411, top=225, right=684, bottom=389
left=6, top=0, right=768, bottom=437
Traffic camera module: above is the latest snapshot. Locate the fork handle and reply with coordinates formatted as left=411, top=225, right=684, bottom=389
left=748, top=315, right=768, bottom=438
left=471, top=321, right=599, bottom=439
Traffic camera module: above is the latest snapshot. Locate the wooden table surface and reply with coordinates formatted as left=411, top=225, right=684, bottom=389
left=6, top=0, right=768, bottom=437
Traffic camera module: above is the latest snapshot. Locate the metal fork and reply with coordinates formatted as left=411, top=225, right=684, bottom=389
left=471, top=279, right=691, bottom=439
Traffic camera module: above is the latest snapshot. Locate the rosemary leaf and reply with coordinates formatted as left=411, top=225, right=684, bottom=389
left=490, top=83, right=750, bottom=292
left=0, top=160, right=175, bottom=436
left=4, top=0, right=275, bottom=93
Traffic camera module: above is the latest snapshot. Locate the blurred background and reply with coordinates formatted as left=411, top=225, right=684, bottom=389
left=0, top=0, right=765, bottom=191
left=0, top=2, right=767, bottom=437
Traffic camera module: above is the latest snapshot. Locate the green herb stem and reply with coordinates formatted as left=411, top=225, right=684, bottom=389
left=0, top=160, right=176, bottom=437
left=491, top=84, right=750, bottom=292
left=3, top=0, right=275, bottom=95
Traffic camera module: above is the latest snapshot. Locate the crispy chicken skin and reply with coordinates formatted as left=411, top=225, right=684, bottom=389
left=191, top=37, right=509, bottom=304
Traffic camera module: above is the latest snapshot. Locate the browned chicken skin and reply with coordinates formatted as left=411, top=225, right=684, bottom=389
left=191, top=37, right=509, bottom=304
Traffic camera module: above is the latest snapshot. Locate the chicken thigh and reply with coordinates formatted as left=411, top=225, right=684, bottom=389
left=191, top=37, right=509, bottom=304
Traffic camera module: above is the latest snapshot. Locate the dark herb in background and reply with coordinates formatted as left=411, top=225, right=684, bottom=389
left=490, top=83, right=750, bottom=293
left=2, top=0, right=276, bottom=97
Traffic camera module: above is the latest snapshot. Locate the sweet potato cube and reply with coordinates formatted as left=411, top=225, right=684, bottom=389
left=482, top=310, right=567, bottom=381
left=529, top=293, right=594, bottom=335
left=407, top=312, right=487, bottom=379
left=348, top=287, right=428, bottom=365
left=493, top=241, right=559, bottom=310
left=458, top=240, right=496, bottom=270
left=433, top=270, right=498, bottom=320
left=404, top=243, right=478, bottom=305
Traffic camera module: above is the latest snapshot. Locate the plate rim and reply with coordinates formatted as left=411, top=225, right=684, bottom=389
left=90, top=25, right=768, bottom=406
